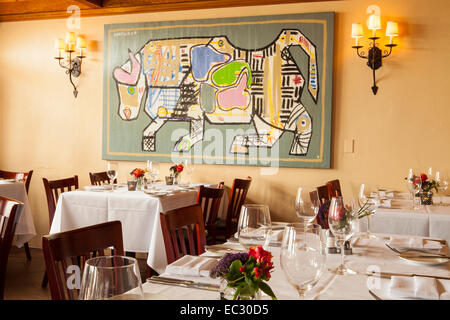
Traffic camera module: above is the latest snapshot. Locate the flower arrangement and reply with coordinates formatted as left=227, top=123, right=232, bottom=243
left=418, top=173, right=439, bottom=194
left=209, top=246, right=277, bottom=300
left=169, top=163, right=184, bottom=177
left=316, top=198, right=374, bottom=230
left=130, top=168, right=146, bottom=179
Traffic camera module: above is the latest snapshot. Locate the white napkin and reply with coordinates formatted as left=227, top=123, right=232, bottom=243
left=388, top=237, right=443, bottom=250
left=233, top=229, right=283, bottom=243
left=378, top=190, right=394, bottom=198
left=379, top=199, right=392, bottom=208
left=389, top=276, right=450, bottom=300
left=164, top=255, right=217, bottom=277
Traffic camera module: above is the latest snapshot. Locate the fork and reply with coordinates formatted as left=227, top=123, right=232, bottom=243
left=385, top=244, right=446, bottom=256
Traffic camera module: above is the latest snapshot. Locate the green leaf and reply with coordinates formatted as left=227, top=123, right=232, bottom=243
left=227, top=260, right=243, bottom=281
left=259, top=282, right=277, bottom=300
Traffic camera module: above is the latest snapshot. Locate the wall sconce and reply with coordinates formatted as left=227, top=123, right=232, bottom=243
left=54, top=32, right=86, bottom=97
left=351, top=13, right=398, bottom=95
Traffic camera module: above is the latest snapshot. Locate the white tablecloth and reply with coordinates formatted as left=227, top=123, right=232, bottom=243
left=366, top=195, right=450, bottom=244
left=50, top=183, right=227, bottom=274
left=0, top=181, right=36, bottom=247
left=142, top=233, right=450, bottom=300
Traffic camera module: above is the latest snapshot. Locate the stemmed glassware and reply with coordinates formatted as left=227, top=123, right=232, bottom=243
left=295, top=187, right=321, bottom=224
left=184, top=159, right=194, bottom=185
left=280, top=223, right=326, bottom=299
left=358, top=184, right=379, bottom=239
left=237, top=204, right=272, bottom=250
left=106, top=161, right=118, bottom=189
left=436, top=171, right=449, bottom=206
left=79, top=256, right=144, bottom=300
left=406, top=170, right=422, bottom=210
left=147, top=161, right=160, bottom=185
left=328, top=196, right=358, bottom=275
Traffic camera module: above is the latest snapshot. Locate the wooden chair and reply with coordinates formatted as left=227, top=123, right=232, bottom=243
left=316, top=185, right=330, bottom=205
left=215, top=177, right=252, bottom=240
left=196, top=184, right=225, bottom=245
left=160, top=204, right=206, bottom=265
left=41, top=175, right=79, bottom=287
left=0, top=195, right=24, bottom=300
left=326, top=179, right=342, bottom=198
left=42, top=221, right=124, bottom=300
left=0, top=170, right=33, bottom=260
left=89, top=171, right=117, bottom=186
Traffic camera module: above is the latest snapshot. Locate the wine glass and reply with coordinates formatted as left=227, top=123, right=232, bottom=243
left=237, top=204, right=272, bottom=250
left=79, top=256, right=144, bottom=300
left=106, top=162, right=118, bottom=188
left=406, top=170, right=422, bottom=210
left=183, top=159, right=194, bottom=185
left=280, top=223, right=326, bottom=299
left=328, top=196, right=358, bottom=275
left=358, top=184, right=379, bottom=239
left=295, top=187, right=320, bottom=224
left=147, top=161, right=160, bottom=185
left=436, top=171, right=449, bottom=206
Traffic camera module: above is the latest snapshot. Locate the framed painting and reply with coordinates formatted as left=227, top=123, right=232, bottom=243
left=102, top=12, right=334, bottom=168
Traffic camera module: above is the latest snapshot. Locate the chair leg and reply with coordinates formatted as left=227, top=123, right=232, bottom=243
left=24, top=242, right=31, bottom=260
left=41, top=272, right=48, bottom=288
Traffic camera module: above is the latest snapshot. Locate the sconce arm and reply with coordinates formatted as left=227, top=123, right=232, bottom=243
left=383, top=44, right=396, bottom=58
left=352, top=46, right=368, bottom=59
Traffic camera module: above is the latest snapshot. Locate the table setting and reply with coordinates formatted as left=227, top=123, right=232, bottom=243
left=0, top=177, right=36, bottom=247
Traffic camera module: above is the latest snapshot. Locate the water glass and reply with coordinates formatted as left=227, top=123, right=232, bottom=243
left=328, top=196, right=357, bottom=275
left=79, top=256, right=143, bottom=300
left=436, top=171, right=449, bottom=205
left=295, top=187, right=320, bottom=224
left=358, top=184, right=379, bottom=239
left=237, top=204, right=272, bottom=250
left=406, top=171, right=422, bottom=210
left=280, top=223, right=326, bottom=299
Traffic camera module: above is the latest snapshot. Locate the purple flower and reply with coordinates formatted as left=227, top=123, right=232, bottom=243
left=316, top=200, right=330, bottom=229
left=209, top=252, right=249, bottom=278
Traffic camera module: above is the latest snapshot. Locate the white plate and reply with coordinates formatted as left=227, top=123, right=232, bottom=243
left=204, top=243, right=245, bottom=256
left=399, top=252, right=449, bottom=266
left=144, top=190, right=170, bottom=197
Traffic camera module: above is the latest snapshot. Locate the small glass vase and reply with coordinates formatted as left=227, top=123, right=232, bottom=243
left=219, top=279, right=261, bottom=300
left=165, top=176, right=174, bottom=185
left=136, top=177, right=144, bottom=190
left=174, top=174, right=181, bottom=185
left=420, top=191, right=433, bottom=205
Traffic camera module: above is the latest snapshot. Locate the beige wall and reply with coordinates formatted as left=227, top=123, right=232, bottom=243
left=1, top=0, right=449, bottom=248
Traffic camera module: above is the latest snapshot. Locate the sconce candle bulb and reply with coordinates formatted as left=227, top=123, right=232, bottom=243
left=55, top=32, right=87, bottom=98
left=352, top=11, right=398, bottom=95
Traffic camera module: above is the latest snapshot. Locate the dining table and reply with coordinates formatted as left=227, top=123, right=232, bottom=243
left=141, top=232, right=450, bottom=300
left=364, top=193, right=450, bottom=244
left=0, top=180, right=36, bottom=247
left=49, top=182, right=228, bottom=274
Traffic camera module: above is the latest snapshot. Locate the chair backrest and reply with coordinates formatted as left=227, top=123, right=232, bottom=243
left=196, top=185, right=225, bottom=229
left=89, top=171, right=117, bottom=186
left=43, top=176, right=79, bottom=228
left=226, top=177, right=252, bottom=233
left=316, top=185, right=330, bottom=204
left=326, top=179, right=342, bottom=198
left=42, top=221, right=124, bottom=300
left=0, top=170, right=33, bottom=193
left=0, top=195, right=24, bottom=300
left=160, top=204, right=206, bottom=265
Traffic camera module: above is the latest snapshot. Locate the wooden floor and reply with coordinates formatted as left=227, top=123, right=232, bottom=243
left=4, top=247, right=150, bottom=300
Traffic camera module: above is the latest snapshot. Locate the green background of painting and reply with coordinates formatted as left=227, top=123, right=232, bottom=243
left=102, top=12, right=334, bottom=168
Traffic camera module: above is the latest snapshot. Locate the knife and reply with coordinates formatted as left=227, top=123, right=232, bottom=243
left=147, top=276, right=220, bottom=292
left=366, top=271, right=450, bottom=280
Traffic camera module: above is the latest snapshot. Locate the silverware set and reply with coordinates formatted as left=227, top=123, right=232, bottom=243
left=146, top=276, right=220, bottom=292
left=385, top=244, right=450, bottom=259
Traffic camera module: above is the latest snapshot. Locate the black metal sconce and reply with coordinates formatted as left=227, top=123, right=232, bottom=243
left=351, top=17, right=398, bottom=95
left=54, top=32, right=86, bottom=98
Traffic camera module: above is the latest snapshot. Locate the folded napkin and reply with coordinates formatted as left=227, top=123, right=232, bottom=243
left=379, top=199, right=392, bottom=208
left=164, top=255, right=217, bottom=277
left=388, top=237, right=443, bottom=250
left=378, top=190, right=394, bottom=198
left=389, top=276, right=450, bottom=300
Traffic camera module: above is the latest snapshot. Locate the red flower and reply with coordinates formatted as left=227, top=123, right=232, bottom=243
left=248, top=246, right=274, bottom=281
left=253, top=267, right=261, bottom=279
left=420, top=173, right=428, bottom=183
left=176, top=164, right=184, bottom=173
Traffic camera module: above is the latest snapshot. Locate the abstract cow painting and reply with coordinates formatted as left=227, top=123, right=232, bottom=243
left=103, top=13, right=334, bottom=168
